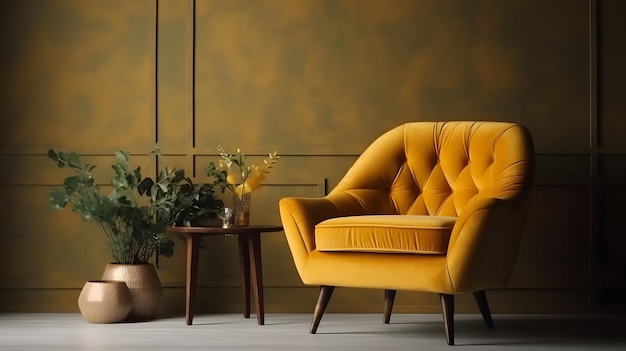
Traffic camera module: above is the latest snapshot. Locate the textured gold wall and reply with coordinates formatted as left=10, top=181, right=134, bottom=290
left=0, top=0, right=624, bottom=315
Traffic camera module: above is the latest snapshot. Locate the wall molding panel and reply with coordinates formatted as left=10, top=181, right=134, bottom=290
left=0, top=0, right=625, bottom=314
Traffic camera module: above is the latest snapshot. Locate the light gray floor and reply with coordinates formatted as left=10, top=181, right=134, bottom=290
left=0, top=313, right=624, bottom=350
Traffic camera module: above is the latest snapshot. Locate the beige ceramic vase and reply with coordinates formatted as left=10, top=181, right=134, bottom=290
left=78, top=280, right=133, bottom=323
left=101, top=263, right=163, bottom=321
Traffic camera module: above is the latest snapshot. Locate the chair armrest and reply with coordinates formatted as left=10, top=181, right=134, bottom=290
left=446, top=196, right=530, bottom=293
left=280, top=189, right=382, bottom=276
left=279, top=196, right=345, bottom=276
left=279, top=197, right=341, bottom=251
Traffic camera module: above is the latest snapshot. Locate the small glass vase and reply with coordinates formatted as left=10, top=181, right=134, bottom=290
left=218, top=207, right=234, bottom=228
left=233, top=192, right=251, bottom=226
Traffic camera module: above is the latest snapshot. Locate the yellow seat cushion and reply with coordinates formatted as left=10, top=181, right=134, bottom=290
left=315, top=215, right=457, bottom=255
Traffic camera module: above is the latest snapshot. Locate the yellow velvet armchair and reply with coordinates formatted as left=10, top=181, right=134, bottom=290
left=279, top=121, right=535, bottom=345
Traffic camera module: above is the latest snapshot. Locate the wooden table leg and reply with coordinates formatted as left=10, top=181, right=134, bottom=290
left=248, top=232, right=264, bottom=325
left=186, top=235, right=200, bottom=325
left=238, top=234, right=251, bottom=318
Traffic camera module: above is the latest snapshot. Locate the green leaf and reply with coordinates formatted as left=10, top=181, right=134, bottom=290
left=158, top=239, right=175, bottom=258
left=114, top=150, right=132, bottom=175
left=137, top=177, right=154, bottom=196
left=152, top=144, right=161, bottom=156
left=115, top=149, right=130, bottom=164
left=173, top=169, right=185, bottom=181
left=66, top=152, right=81, bottom=169
left=134, top=167, right=142, bottom=183
left=63, top=176, right=85, bottom=191
left=49, top=189, right=69, bottom=209
left=48, top=149, right=59, bottom=162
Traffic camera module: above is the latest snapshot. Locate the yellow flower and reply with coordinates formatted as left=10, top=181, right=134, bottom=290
left=226, top=172, right=238, bottom=186
left=206, top=147, right=280, bottom=199
left=236, top=166, right=266, bottom=196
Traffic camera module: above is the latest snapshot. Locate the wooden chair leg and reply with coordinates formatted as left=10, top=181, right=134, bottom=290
left=383, top=289, right=396, bottom=324
left=440, top=294, right=455, bottom=345
left=310, top=285, right=335, bottom=334
left=473, top=290, right=495, bottom=329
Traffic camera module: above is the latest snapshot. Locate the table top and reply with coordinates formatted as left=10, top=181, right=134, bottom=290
left=167, top=225, right=283, bottom=235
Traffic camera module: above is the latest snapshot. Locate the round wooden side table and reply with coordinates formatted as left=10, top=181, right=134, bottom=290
left=167, top=225, right=283, bottom=326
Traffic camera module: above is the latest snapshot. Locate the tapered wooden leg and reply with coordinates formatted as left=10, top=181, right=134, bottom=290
left=310, top=286, right=335, bottom=334
left=248, top=233, right=265, bottom=325
left=473, top=290, right=494, bottom=329
left=440, top=294, right=455, bottom=345
left=185, top=235, right=200, bottom=326
left=238, top=235, right=250, bottom=319
left=383, top=290, right=396, bottom=324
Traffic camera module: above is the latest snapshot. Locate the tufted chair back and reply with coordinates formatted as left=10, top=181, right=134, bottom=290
left=327, top=121, right=534, bottom=218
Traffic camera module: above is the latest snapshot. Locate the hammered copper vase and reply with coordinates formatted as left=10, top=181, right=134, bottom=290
left=101, top=263, right=163, bottom=321
left=78, top=280, right=133, bottom=324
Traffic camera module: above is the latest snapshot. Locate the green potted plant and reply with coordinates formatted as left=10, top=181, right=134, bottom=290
left=48, top=147, right=222, bottom=321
